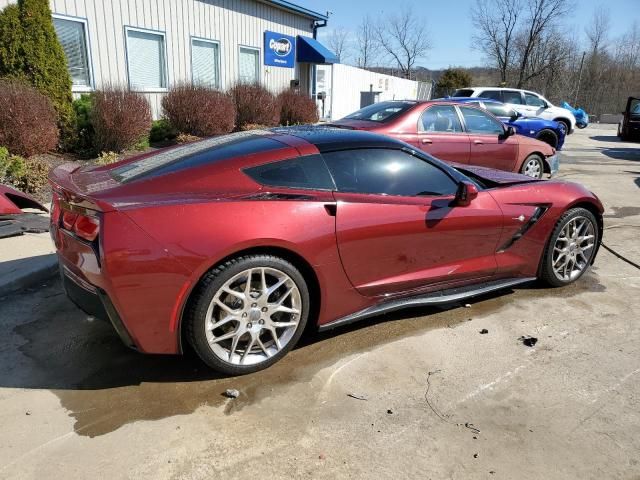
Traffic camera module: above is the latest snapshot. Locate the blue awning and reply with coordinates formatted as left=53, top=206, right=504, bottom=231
left=296, top=36, right=339, bottom=64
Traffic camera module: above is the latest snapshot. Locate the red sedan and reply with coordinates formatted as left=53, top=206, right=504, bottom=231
left=50, top=128, right=602, bottom=374
left=330, top=100, right=559, bottom=179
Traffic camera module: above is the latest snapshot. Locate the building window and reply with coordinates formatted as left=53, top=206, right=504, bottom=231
left=126, top=28, right=167, bottom=91
left=192, top=38, right=220, bottom=88
left=52, top=16, right=91, bottom=88
left=238, top=46, right=259, bottom=84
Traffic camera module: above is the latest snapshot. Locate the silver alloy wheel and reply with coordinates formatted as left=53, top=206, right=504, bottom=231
left=204, top=267, right=302, bottom=366
left=523, top=158, right=542, bottom=178
left=552, top=216, right=596, bottom=282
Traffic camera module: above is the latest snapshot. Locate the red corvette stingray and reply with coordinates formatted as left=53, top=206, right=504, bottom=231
left=50, top=128, right=602, bottom=374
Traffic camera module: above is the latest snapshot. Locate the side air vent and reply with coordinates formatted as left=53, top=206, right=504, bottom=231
left=498, top=206, right=549, bottom=252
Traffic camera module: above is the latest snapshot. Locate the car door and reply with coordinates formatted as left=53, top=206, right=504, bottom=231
left=322, top=148, right=504, bottom=297
left=523, top=92, right=549, bottom=119
left=502, top=89, right=527, bottom=115
left=404, top=104, right=471, bottom=163
left=458, top=105, right=519, bottom=173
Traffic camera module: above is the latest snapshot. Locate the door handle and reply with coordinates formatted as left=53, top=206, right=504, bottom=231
left=324, top=204, right=337, bottom=216
left=473, top=140, right=484, bottom=145
left=421, top=138, right=432, bottom=144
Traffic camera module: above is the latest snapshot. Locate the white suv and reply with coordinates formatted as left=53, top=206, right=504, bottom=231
left=452, top=87, right=576, bottom=134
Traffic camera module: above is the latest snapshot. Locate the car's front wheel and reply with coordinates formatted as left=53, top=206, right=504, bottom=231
left=186, top=255, right=310, bottom=375
left=520, top=154, right=545, bottom=179
left=539, top=208, right=599, bottom=287
left=536, top=129, right=558, bottom=149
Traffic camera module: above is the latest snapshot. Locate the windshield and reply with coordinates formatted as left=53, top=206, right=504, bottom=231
left=344, top=101, right=415, bottom=122
left=453, top=89, right=474, bottom=97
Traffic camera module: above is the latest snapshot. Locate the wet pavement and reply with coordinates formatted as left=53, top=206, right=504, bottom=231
left=1, top=125, right=639, bottom=479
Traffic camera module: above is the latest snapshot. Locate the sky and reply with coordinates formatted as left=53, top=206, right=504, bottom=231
left=294, top=0, right=640, bottom=69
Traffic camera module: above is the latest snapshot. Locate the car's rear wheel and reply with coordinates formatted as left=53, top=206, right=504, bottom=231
left=520, top=154, right=544, bottom=179
left=186, top=255, right=309, bottom=375
left=539, top=208, right=599, bottom=287
left=536, top=129, right=558, bottom=149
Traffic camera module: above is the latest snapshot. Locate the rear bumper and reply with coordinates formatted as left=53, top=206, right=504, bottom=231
left=61, top=264, right=137, bottom=350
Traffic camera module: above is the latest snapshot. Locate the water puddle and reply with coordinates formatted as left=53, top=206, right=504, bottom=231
left=11, top=273, right=605, bottom=437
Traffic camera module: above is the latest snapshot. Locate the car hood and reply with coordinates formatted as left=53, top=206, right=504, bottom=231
left=451, top=163, right=540, bottom=185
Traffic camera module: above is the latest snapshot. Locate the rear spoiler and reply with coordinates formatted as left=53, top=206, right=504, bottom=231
left=49, top=163, right=116, bottom=212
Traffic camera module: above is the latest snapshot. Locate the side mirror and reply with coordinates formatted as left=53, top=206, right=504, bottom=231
left=500, top=126, right=516, bottom=139
left=455, top=181, right=479, bottom=206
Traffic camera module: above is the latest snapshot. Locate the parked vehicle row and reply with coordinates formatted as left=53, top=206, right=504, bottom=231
left=330, top=100, right=558, bottom=179
left=452, top=87, right=577, bottom=134
left=443, top=98, right=566, bottom=150
left=50, top=127, right=603, bottom=374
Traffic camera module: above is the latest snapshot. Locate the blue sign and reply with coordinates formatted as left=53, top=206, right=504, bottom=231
left=264, top=31, right=295, bottom=68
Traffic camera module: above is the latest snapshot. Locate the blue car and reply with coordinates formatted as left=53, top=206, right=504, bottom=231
left=440, top=97, right=566, bottom=150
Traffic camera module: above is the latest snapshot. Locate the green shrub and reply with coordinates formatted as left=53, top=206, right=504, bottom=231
left=72, top=94, right=95, bottom=155
left=149, top=119, right=178, bottom=144
left=12, top=156, right=49, bottom=193
left=6, top=154, right=27, bottom=180
left=0, top=5, right=23, bottom=75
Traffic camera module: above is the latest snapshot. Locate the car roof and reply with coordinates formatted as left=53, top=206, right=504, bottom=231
left=273, top=125, right=407, bottom=152
left=433, top=97, right=503, bottom=105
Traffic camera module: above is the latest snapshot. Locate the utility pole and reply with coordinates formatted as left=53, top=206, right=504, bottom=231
left=574, top=51, right=586, bottom=106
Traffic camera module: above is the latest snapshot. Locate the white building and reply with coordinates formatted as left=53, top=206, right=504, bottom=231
left=0, top=0, right=337, bottom=118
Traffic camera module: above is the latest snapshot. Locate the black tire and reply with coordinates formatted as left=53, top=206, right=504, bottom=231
left=556, top=119, right=571, bottom=134
left=185, top=254, right=310, bottom=375
left=520, top=153, right=545, bottom=179
left=536, top=128, right=559, bottom=149
left=539, top=208, right=599, bottom=287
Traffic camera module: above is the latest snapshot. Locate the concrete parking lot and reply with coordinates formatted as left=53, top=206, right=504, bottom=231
left=1, top=125, right=639, bottom=479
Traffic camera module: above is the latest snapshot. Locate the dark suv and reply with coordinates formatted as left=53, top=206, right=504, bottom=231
left=618, top=97, right=640, bottom=141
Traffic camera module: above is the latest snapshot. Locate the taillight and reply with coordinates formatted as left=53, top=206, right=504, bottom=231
left=62, top=210, right=78, bottom=230
left=73, top=214, right=100, bottom=241
left=59, top=204, right=100, bottom=242
left=50, top=194, right=61, bottom=225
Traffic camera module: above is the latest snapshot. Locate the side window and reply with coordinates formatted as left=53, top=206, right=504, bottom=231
left=485, top=104, right=517, bottom=118
left=125, top=28, right=167, bottom=90
left=419, top=105, right=463, bottom=133
left=322, top=149, right=458, bottom=197
left=460, top=106, right=505, bottom=135
left=53, top=17, right=92, bottom=88
left=244, top=154, right=335, bottom=190
left=524, top=93, right=546, bottom=107
left=502, top=90, right=524, bottom=105
left=479, top=90, right=503, bottom=102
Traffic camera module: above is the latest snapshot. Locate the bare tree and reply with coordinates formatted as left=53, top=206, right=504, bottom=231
left=585, top=6, right=611, bottom=54
left=356, top=15, right=377, bottom=68
left=376, top=7, right=432, bottom=79
left=326, top=27, right=351, bottom=64
left=514, top=0, right=570, bottom=87
left=471, top=0, right=522, bottom=84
